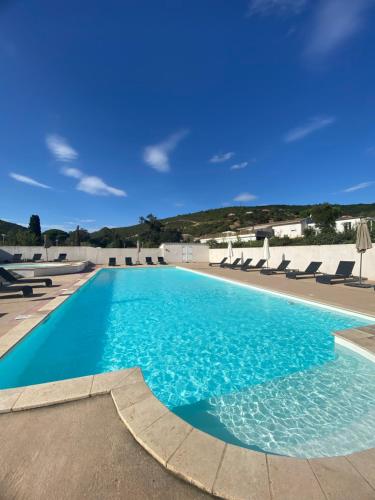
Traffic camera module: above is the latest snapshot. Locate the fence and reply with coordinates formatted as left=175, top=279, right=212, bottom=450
left=0, top=243, right=209, bottom=265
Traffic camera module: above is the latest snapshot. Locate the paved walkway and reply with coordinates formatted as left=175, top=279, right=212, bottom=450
left=0, top=272, right=85, bottom=341
left=0, top=395, right=210, bottom=500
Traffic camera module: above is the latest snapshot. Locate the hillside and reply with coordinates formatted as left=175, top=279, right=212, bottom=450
left=91, top=203, right=375, bottom=241
left=0, top=219, right=27, bottom=235
left=2, top=202, right=375, bottom=247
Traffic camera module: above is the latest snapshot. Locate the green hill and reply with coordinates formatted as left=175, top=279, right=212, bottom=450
left=0, top=219, right=27, bottom=235
left=2, top=202, right=375, bottom=247
left=91, top=203, right=375, bottom=241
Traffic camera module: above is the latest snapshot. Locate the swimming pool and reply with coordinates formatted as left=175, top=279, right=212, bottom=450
left=0, top=267, right=374, bottom=458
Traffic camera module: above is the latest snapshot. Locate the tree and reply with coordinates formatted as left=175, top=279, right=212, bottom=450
left=311, top=203, right=341, bottom=232
left=43, top=229, right=68, bottom=245
left=109, top=232, right=123, bottom=248
left=29, top=215, right=42, bottom=243
left=159, top=229, right=182, bottom=243
left=74, top=225, right=81, bottom=246
left=139, top=214, right=163, bottom=246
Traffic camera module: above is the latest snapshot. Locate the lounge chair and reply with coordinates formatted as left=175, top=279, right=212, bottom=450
left=316, top=261, right=356, bottom=285
left=125, top=257, right=133, bottom=266
left=54, top=253, right=67, bottom=262
left=242, top=259, right=266, bottom=271
left=286, top=261, right=322, bottom=280
left=209, top=257, right=227, bottom=267
left=260, top=260, right=291, bottom=275
left=12, top=253, right=22, bottom=262
left=225, top=258, right=241, bottom=269
left=0, top=267, right=52, bottom=287
left=31, top=253, right=42, bottom=262
left=145, top=257, right=154, bottom=265
left=233, top=258, right=252, bottom=270
left=0, top=278, right=33, bottom=297
left=108, top=257, right=116, bottom=266
left=158, top=257, right=167, bottom=265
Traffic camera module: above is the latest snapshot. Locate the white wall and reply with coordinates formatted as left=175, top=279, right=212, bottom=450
left=272, top=222, right=304, bottom=239
left=335, top=218, right=360, bottom=233
left=160, top=243, right=209, bottom=263
left=209, top=244, right=375, bottom=280
left=0, top=243, right=209, bottom=265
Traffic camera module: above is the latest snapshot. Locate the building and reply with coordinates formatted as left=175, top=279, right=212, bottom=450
left=199, top=216, right=373, bottom=244
left=271, top=218, right=312, bottom=239
left=199, top=231, right=238, bottom=244
left=335, top=216, right=373, bottom=233
left=199, top=225, right=273, bottom=244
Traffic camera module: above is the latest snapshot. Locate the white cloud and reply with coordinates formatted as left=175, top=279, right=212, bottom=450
left=343, top=181, right=374, bottom=193
left=248, top=0, right=307, bottom=16
left=61, top=167, right=126, bottom=197
left=209, top=152, right=235, bottom=163
left=9, top=172, right=51, bottom=189
left=284, top=116, right=335, bottom=142
left=77, top=176, right=126, bottom=197
left=61, top=167, right=83, bottom=179
left=46, top=134, right=78, bottom=162
left=234, top=192, right=258, bottom=202
left=230, top=161, right=249, bottom=171
left=143, top=129, right=189, bottom=173
left=305, top=0, right=374, bottom=59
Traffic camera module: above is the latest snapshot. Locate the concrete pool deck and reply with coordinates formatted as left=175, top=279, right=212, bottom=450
left=1, top=264, right=375, bottom=499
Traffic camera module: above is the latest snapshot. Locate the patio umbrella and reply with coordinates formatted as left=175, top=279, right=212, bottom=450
left=356, top=220, right=372, bottom=286
left=136, top=239, right=141, bottom=265
left=227, top=240, right=234, bottom=264
left=263, top=237, right=270, bottom=268
left=44, top=234, right=50, bottom=262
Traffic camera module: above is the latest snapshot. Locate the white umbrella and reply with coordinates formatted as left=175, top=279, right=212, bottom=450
left=355, top=220, right=372, bottom=286
left=227, top=241, right=234, bottom=264
left=160, top=244, right=165, bottom=259
left=136, top=239, right=141, bottom=265
left=263, top=237, right=270, bottom=268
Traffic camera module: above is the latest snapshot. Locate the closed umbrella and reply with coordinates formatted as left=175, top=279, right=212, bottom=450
left=227, top=240, right=234, bottom=264
left=136, top=239, right=141, bottom=265
left=44, top=234, right=51, bottom=262
left=263, top=237, right=270, bottom=268
left=352, top=220, right=372, bottom=287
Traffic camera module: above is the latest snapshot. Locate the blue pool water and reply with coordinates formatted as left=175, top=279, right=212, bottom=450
left=1, top=267, right=374, bottom=457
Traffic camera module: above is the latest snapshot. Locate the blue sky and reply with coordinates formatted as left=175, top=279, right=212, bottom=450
left=1, top=0, right=375, bottom=232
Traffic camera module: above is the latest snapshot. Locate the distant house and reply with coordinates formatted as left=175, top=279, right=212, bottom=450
left=200, top=224, right=273, bottom=244
left=199, top=215, right=374, bottom=244
left=271, top=218, right=312, bottom=239
left=335, top=216, right=373, bottom=233
left=238, top=224, right=273, bottom=242
left=199, top=231, right=238, bottom=244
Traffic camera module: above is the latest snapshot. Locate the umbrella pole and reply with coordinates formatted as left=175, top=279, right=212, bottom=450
left=359, top=252, right=363, bottom=285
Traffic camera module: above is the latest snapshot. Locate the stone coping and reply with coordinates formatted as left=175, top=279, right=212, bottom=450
left=2, top=361, right=375, bottom=499
left=1, top=267, right=375, bottom=498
